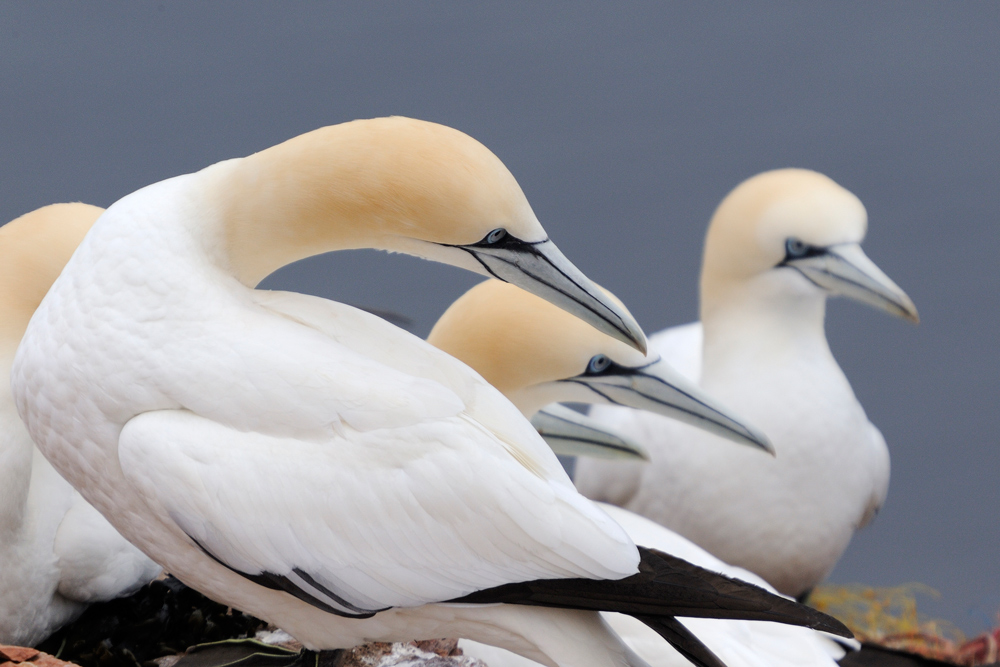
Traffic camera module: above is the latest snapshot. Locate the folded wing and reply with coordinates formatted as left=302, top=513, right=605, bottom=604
left=117, top=297, right=640, bottom=616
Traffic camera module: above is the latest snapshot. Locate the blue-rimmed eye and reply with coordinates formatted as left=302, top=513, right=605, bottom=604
left=785, top=237, right=810, bottom=258
left=587, top=354, right=611, bottom=374
left=485, top=228, right=507, bottom=244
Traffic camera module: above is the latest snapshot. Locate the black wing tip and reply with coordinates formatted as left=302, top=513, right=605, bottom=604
left=637, top=547, right=854, bottom=638
left=450, top=545, right=852, bottom=639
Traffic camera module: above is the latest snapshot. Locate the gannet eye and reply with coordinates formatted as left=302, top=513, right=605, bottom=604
left=785, top=237, right=810, bottom=258
left=586, top=354, right=611, bottom=374
left=485, top=228, right=508, bottom=245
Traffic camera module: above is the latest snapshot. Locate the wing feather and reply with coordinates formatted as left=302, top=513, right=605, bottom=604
left=118, top=405, right=637, bottom=615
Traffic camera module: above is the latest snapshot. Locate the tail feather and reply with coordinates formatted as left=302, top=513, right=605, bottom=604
left=635, top=615, right=726, bottom=667
left=451, top=546, right=852, bottom=638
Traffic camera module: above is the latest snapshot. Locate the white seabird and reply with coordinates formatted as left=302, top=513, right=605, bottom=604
left=575, top=169, right=919, bottom=597
left=427, top=279, right=855, bottom=667
left=0, top=204, right=161, bottom=646
left=11, top=120, right=846, bottom=667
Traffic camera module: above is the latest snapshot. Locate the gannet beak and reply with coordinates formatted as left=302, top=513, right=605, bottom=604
left=453, top=235, right=648, bottom=354
left=530, top=403, right=651, bottom=461
left=783, top=243, right=919, bottom=323
left=564, top=357, right=774, bottom=453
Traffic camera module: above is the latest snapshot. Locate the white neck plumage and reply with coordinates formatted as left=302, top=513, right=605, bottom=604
left=700, top=275, right=833, bottom=380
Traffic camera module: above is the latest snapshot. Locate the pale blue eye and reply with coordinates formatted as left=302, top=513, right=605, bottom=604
left=486, top=228, right=507, bottom=244
left=587, top=354, right=611, bottom=374
left=785, top=237, right=809, bottom=258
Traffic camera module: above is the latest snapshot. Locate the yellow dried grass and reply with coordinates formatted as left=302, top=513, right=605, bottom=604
left=809, top=583, right=966, bottom=662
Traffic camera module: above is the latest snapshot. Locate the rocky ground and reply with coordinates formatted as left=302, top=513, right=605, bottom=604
left=5, top=578, right=997, bottom=667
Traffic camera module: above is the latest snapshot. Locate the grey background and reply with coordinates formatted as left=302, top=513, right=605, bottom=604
left=2, top=2, right=997, bottom=634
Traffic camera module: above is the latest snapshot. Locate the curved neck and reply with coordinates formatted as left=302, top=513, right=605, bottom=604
left=195, top=119, right=520, bottom=287
left=202, top=141, right=400, bottom=287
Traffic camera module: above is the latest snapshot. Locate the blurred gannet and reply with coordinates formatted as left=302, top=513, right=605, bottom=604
left=0, top=204, right=161, bottom=646
left=427, top=277, right=771, bottom=455
left=575, top=169, right=918, bottom=597
left=428, top=279, right=853, bottom=667
left=11, top=120, right=847, bottom=667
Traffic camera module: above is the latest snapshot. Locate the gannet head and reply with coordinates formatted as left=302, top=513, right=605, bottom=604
left=221, top=116, right=646, bottom=353
left=0, top=203, right=103, bottom=355
left=428, top=279, right=772, bottom=453
left=700, top=169, right=918, bottom=323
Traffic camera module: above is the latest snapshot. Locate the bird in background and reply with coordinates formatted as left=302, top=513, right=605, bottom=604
left=11, top=119, right=847, bottom=667
left=0, top=204, right=161, bottom=647
left=575, top=169, right=918, bottom=598
left=426, top=276, right=771, bottom=456
left=428, top=278, right=855, bottom=667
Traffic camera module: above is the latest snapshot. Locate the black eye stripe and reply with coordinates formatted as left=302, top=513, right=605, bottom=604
left=439, top=230, right=549, bottom=250
left=461, top=228, right=521, bottom=249
left=580, top=355, right=651, bottom=378
left=781, top=237, right=827, bottom=264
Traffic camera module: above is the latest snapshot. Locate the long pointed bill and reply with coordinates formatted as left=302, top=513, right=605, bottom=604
left=457, top=237, right=648, bottom=354
left=564, top=357, right=774, bottom=454
left=531, top=403, right=650, bottom=461
left=784, top=243, right=919, bottom=323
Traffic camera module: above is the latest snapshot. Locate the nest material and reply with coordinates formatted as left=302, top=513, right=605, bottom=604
left=810, top=584, right=1000, bottom=666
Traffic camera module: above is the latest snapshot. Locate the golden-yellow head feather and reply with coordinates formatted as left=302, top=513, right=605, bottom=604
left=0, top=203, right=103, bottom=351
left=700, top=169, right=868, bottom=308
left=219, top=116, right=541, bottom=285
left=428, top=279, right=647, bottom=396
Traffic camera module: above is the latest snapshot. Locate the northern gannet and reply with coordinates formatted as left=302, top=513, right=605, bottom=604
left=427, top=279, right=853, bottom=667
left=11, top=120, right=846, bottom=667
left=0, top=204, right=161, bottom=646
left=575, top=169, right=919, bottom=597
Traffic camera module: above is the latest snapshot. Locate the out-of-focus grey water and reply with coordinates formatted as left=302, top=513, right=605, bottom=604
left=2, top=2, right=997, bottom=634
